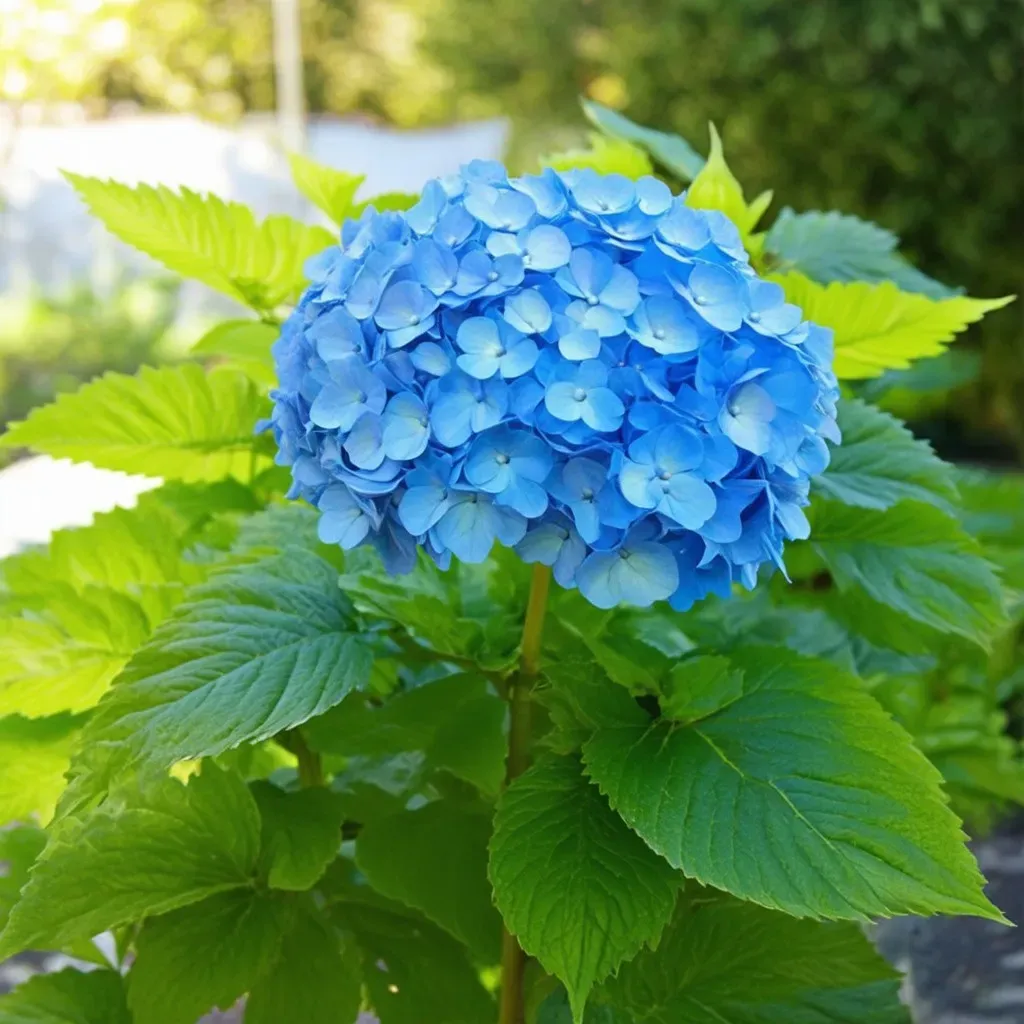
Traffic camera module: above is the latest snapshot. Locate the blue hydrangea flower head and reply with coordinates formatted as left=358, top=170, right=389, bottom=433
left=264, top=161, right=840, bottom=610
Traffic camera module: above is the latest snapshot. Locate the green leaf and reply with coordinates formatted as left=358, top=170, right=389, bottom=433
left=251, top=781, right=344, bottom=890
left=0, top=365, right=268, bottom=481
left=78, top=546, right=371, bottom=785
left=0, top=969, right=131, bottom=1024
left=684, top=123, right=771, bottom=248
left=192, top=319, right=280, bottom=386
left=0, top=589, right=155, bottom=718
left=490, top=754, right=681, bottom=1022
left=64, top=173, right=334, bottom=311
left=333, top=896, right=495, bottom=1024
left=352, top=191, right=419, bottom=216
left=816, top=399, right=957, bottom=511
left=0, top=715, right=80, bottom=824
left=246, top=905, right=362, bottom=1024
left=956, top=468, right=1024, bottom=594
left=603, top=889, right=903, bottom=1024
left=288, top=152, right=365, bottom=224
left=809, top=499, right=1005, bottom=646
left=769, top=272, right=1014, bottom=380
left=356, top=800, right=502, bottom=961
left=306, top=674, right=506, bottom=795
left=581, top=99, right=704, bottom=181
left=127, top=890, right=290, bottom=1024
left=537, top=988, right=631, bottom=1024
left=764, top=207, right=954, bottom=300
left=0, top=825, right=45, bottom=930
left=543, top=134, right=653, bottom=179
left=0, top=765, right=260, bottom=957
left=660, top=654, right=744, bottom=724
left=581, top=647, right=998, bottom=922
left=727, top=982, right=910, bottom=1024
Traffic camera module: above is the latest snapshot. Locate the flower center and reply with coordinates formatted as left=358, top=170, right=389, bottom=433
left=495, top=453, right=510, bottom=465
left=573, top=387, right=588, bottom=402
left=586, top=295, right=599, bottom=306
left=581, top=487, right=595, bottom=501
left=356, top=391, right=367, bottom=403
left=749, top=312, right=762, bottom=323
left=694, top=294, right=708, bottom=306
left=408, top=313, right=420, bottom=325
left=487, top=270, right=499, bottom=282
left=654, top=328, right=666, bottom=340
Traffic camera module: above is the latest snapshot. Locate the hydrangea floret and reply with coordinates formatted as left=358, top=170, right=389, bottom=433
left=264, top=161, right=839, bottom=609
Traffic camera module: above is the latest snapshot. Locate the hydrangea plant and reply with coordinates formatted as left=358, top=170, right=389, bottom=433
left=0, top=112, right=1018, bottom=1024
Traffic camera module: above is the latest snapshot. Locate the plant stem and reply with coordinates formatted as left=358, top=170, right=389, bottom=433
left=288, top=729, right=324, bottom=787
left=499, top=564, right=551, bottom=1024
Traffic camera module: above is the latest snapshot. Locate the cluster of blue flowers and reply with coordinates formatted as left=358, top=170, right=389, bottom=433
left=265, top=161, right=839, bottom=610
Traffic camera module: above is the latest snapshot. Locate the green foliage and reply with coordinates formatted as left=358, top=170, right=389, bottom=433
left=0, top=969, right=131, bottom=1024
left=578, top=648, right=998, bottom=922
left=771, top=273, right=1013, bottom=380
left=64, top=174, right=334, bottom=313
left=1, top=124, right=1020, bottom=1024
left=0, top=364, right=269, bottom=481
left=287, top=153, right=366, bottom=225
left=816, top=399, right=957, bottom=511
left=0, top=766, right=261, bottom=957
left=490, top=755, right=681, bottom=1020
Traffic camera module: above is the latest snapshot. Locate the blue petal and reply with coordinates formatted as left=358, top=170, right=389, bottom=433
left=503, top=289, right=553, bottom=334
left=558, top=327, right=602, bottom=361
left=523, top=226, right=571, bottom=271
left=381, top=393, right=430, bottom=461
left=344, top=412, right=385, bottom=470
left=399, top=481, right=450, bottom=535
left=434, top=496, right=500, bottom=563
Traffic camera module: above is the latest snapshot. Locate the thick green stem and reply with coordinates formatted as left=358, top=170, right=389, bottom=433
left=499, top=564, right=552, bottom=1024
left=287, top=729, right=324, bottom=787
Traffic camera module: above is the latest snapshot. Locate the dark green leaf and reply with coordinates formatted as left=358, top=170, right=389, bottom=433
left=127, top=890, right=290, bottom=1024
left=245, top=905, right=362, bottom=1024
left=356, top=800, right=501, bottom=961
left=764, top=208, right=955, bottom=299
left=490, top=754, right=681, bottom=1022
left=816, top=400, right=957, bottom=512
left=582, top=647, right=999, bottom=922
left=0, top=825, right=45, bottom=931
left=603, top=889, right=902, bottom=1024
left=581, top=99, right=704, bottom=180
left=0, top=969, right=131, bottom=1024
left=809, top=499, right=1005, bottom=646
left=0, top=766, right=260, bottom=957
left=78, top=547, right=371, bottom=787
left=661, top=654, right=744, bottom=724
left=251, top=781, right=344, bottom=890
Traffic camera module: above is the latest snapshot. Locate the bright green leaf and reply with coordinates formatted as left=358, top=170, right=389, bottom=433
left=543, top=134, right=653, bottom=179
left=251, top=781, right=344, bottom=890
left=352, top=191, right=419, bottom=216
left=0, top=969, right=131, bottom=1024
left=356, top=800, right=502, bottom=961
left=77, top=547, right=371, bottom=792
left=0, top=715, right=80, bottom=824
left=288, top=152, right=365, bottom=224
left=769, top=272, right=1013, bottom=380
left=603, top=889, right=902, bottom=1024
left=246, top=904, right=363, bottom=1024
left=816, top=399, right=957, bottom=511
left=191, top=319, right=280, bottom=386
left=127, top=889, right=290, bottom=1024
left=661, top=654, right=744, bottom=724
left=809, top=499, right=1005, bottom=646
left=0, top=766, right=260, bottom=957
left=581, top=99, right=704, bottom=181
left=64, top=173, right=334, bottom=311
left=0, top=364, right=268, bottom=482
left=582, top=647, right=999, bottom=922
left=764, top=207, right=955, bottom=300
left=490, top=754, right=681, bottom=1022
left=684, top=123, right=771, bottom=251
